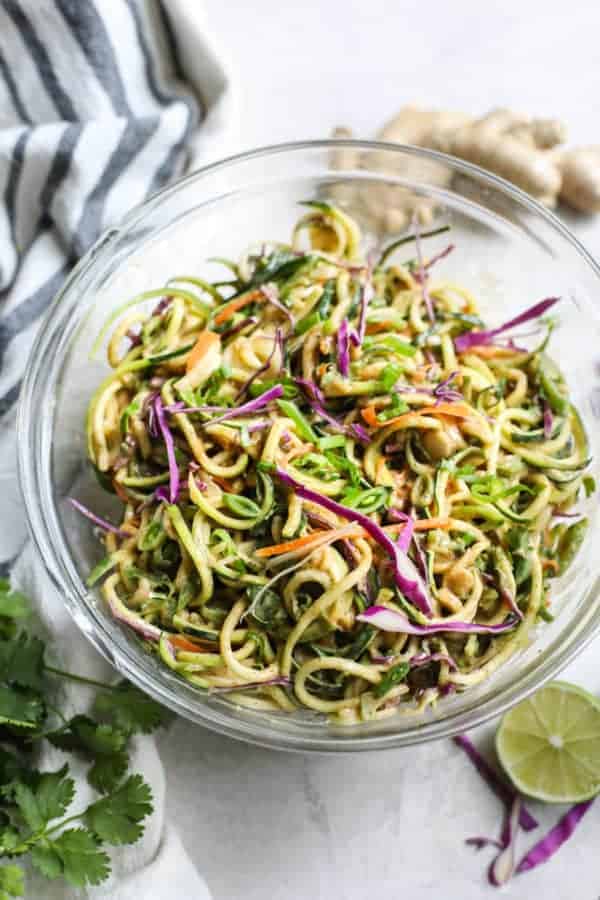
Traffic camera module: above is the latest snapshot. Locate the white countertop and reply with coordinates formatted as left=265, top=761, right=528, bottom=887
left=159, top=2, right=600, bottom=898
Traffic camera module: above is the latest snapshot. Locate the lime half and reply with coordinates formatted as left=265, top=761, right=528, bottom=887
left=496, top=681, right=600, bottom=803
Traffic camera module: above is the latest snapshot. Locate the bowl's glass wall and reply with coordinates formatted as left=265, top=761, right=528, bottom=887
left=19, top=143, right=600, bottom=751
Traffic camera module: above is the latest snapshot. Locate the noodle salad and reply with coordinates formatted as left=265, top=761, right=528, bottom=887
left=79, top=201, right=594, bottom=724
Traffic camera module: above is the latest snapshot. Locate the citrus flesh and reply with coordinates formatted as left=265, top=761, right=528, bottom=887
left=496, top=681, right=600, bottom=803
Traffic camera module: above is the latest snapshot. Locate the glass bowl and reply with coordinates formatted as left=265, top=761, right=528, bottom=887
left=17, top=141, right=600, bottom=752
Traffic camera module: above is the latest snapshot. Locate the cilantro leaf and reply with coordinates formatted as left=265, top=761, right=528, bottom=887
left=30, top=845, right=62, bottom=880
left=373, top=662, right=410, bottom=698
left=0, top=749, right=23, bottom=787
left=50, top=828, right=109, bottom=888
left=85, top=774, right=152, bottom=845
left=0, top=634, right=45, bottom=690
left=0, top=685, right=44, bottom=730
left=48, top=715, right=128, bottom=757
left=0, top=864, right=24, bottom=898
left=0, top=830, right=21, bottom=855
left=0, top=582, right=29, bottom=620
left=88, top=750, right=129, bottom=795
left=93, top=683, right=169, bottom=734
left=14, top=766, right=74, bottom=832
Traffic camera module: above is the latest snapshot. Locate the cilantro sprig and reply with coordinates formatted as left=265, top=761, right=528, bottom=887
left=0, top=579, right=169, bottom=895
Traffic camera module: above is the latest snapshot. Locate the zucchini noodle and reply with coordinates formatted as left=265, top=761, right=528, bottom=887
left=81, top=201, right=594, bottom=724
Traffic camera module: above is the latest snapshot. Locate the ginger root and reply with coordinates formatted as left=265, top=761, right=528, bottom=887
left=558, top=147, right=600, bottom=213
left=329, top=105, right=600, bottom=233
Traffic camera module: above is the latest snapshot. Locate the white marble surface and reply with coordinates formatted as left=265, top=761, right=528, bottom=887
left=158, top=2, right=600, bottom=898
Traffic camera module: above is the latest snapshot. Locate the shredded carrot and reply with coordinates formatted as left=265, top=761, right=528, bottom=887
left=169, top=634, right=212, bottom=652
left=465, top=345, right=520, bottom=359
left=411, top=368, right=427, bottom=383
left=213, top=290, right=262, bottom=326
left=385, top=517, right=451, bottom=535
left=212, top=475, right=235, bottom=493
left=186, top=330, right=220, bottom=373
left=255, top=527, right=362, bottom=559
left=542, top=558, right=560, bottom=573
left=362, top=401, right=472, bottom=429
left=113, top=479, right=130, bottom=503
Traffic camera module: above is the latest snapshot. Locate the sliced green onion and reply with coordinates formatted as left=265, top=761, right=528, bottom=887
left=277, top=399, right=318, bottom=442
left=222, top=494, right=262, bottom=518
left=294, top=310, right=321, bottom=335
left=317, top=434, right=346, bottom=450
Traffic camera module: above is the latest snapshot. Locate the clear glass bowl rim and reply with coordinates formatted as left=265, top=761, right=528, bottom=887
left=16, top=139, right=600, bottom=753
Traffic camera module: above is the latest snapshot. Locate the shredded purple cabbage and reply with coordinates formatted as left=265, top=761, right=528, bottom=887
left=108, top=593, right=162, bottom=642
left=219, top=315, right=259, bottom=340
left=260, top=284, right=294, bottom=328
left=153, top=395, right=180, bottom=503
left=152, top=296, right=172, bottom=317
left=295, top=378, right=370, bottom=445
left=274, top=468, right=433, bottom=615
left=482, top=573, right=524, bottom=622
left=489, top=796, right=522, bottom=886
left=454, top=297, right=559, bottom=352
left=356, top=256, right=375, bottom=345
left=358, top=605, right=519, bottom=634
left=516, top=799, right=594, bottom=875
left=433, top=371, right=463, bottom=403
left=209, top=676, right=292, bottom=694
left=337, top=318, right=351, bottom=377
left=413, top=219, right=436, bottom=323
left=165, top=384, right=283, bottom=423
left=542, top=399, right=553, bottom=439
left=410, top=652, right=457, bottom=670
left=235, top=328, right=283, bottom=400
left=423, top=243, right=455, bottom=271
left=466, top=836, right=504, bottom=852
left=68, top=498, right=128, bottom=538
left=453, top=735, right=538, bottom=831
left=394, top=512, right=414, bottom=553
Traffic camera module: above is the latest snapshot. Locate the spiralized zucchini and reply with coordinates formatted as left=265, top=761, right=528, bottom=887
left=81, top=201, right=594, bottom=725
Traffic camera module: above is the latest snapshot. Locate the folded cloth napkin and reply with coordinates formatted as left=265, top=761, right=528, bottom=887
left=0, top=0, right=236, bottom=896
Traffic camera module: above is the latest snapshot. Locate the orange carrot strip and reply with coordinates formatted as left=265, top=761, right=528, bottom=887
left=362, top=402, right=472, bottom=429
left=213, top=290, right=262, bottom=326
left=464, top=345, right=520, bottom=359
left=169, top=634, right=212, bottom=652
left=255, top=527, right=362, bottom=559
left=186, top=330, right=221, bottom=373
left=212, top=475, right=235, bottom=493
left=385, top=518, right=451, bottom=535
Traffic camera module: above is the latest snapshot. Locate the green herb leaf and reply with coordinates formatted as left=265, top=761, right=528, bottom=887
left=84, top=774, right=153, bottom=846
left=48, top=715, right=128, bottom=757
left=0, top=634, right=45, bottom=690
left=0, top=864, right=24, bottom=898
left=0, top=583, right=30, bottom=620
left=50, top=828, right=110, bottom=887
left=87, top=751, right=130, bottom=795
left=30, top=845, right=62, bottom=881
left=93, top=682, right=169, bottom=735
left=0, top=685, right=44, bottom=729
left=373, top=662, right=410, bottom=698
left=14, top=766, right=75, bottom=832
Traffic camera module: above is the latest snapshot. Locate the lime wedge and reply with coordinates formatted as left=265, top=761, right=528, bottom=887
left=496, top=681, right=600, bottom=803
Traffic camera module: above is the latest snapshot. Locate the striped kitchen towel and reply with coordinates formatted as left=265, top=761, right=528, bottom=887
left=0, top=0, right=235, bottom=567
left=0, top=2, right=235, bottom=896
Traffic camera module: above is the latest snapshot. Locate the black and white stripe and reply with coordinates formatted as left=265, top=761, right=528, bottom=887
left=0, top=0, right=201, bottom=422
